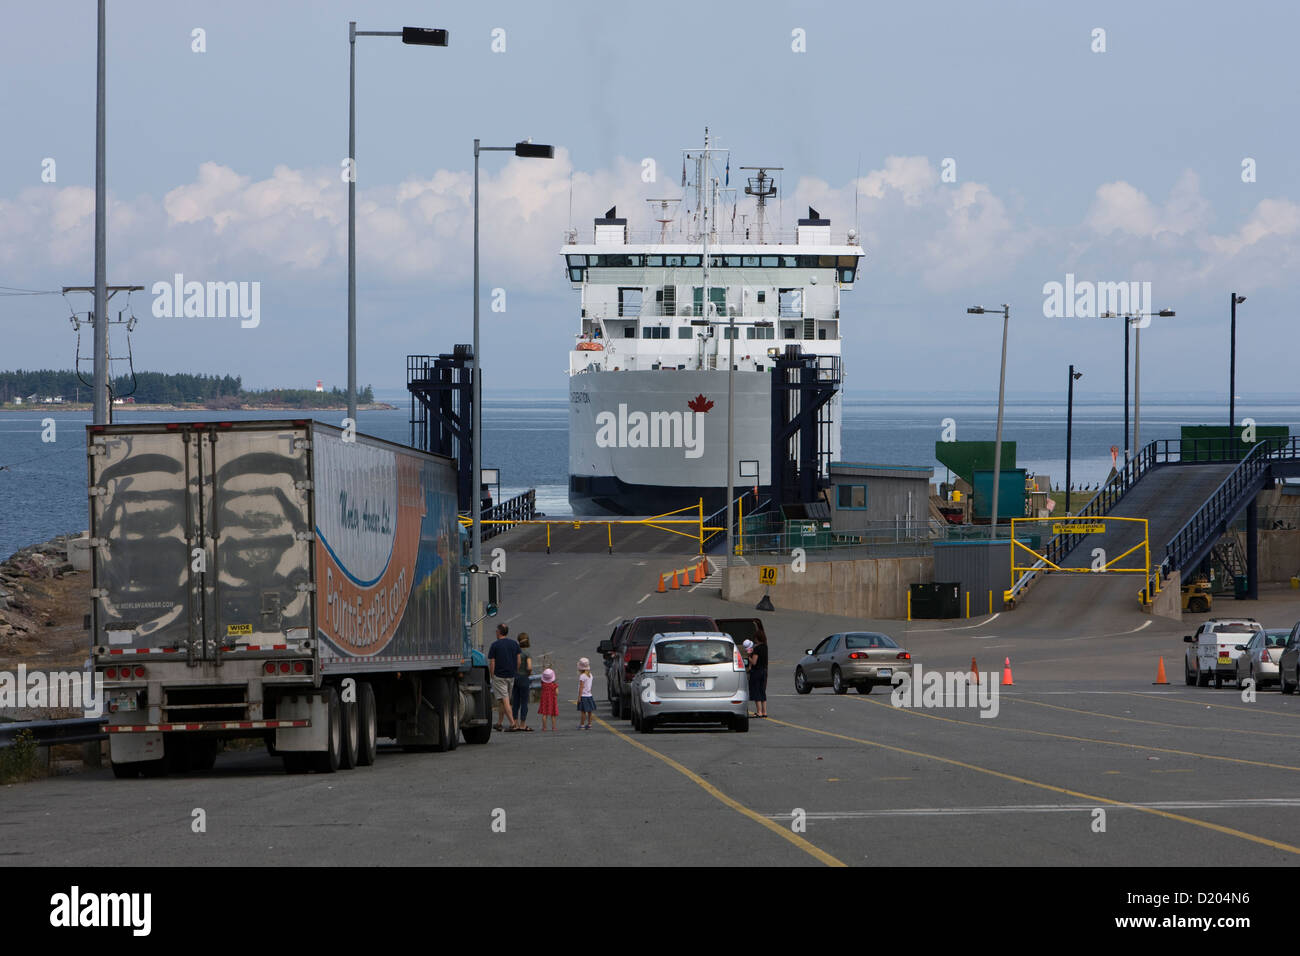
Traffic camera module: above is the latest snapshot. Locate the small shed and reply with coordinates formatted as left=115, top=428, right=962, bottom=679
left=827, top=462, right=934, bottom=533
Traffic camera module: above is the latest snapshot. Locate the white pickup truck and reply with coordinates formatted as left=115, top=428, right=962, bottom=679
left=1184, top=617, right=1262, bottom=688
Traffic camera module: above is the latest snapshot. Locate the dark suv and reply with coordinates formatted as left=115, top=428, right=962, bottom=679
left=598, top=615, right=767, bottom=718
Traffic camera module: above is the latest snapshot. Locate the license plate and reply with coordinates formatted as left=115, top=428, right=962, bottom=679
left=1218, top=655, right=1232, bottom=665
left=685, top=679, right=706, bottom=689
left=876, top=668, right=892, bottom=677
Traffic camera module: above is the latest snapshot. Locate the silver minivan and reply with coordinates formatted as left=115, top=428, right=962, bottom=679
left=630, top=632, right=750, bottom=733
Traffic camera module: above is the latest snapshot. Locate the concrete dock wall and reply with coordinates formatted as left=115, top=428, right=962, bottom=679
left=722, top=556, right=933, bottom=619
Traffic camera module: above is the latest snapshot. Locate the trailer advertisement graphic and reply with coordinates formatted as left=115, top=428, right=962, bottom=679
left=313, top=437, right=450, bottom=658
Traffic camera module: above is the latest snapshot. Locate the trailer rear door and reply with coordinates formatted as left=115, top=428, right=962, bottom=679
left=89, top=423, right=314, bottom=660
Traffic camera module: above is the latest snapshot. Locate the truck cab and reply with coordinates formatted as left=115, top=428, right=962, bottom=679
left=1184, top=617, right=1261, bottom=687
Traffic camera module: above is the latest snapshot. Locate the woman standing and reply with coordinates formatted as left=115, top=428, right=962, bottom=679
left=747, top=634, right=769, bottom=718
left=512, top=633, right=534, bottom=731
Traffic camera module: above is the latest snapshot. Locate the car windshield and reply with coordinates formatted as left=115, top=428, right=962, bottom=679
left=845, top=633, right=898, bottom=649
left=629, top=617, right=715, bottom=646
left=656, top=639, right=733, bottom=666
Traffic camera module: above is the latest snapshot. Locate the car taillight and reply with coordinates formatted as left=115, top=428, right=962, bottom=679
left=896, top=652, right=911, bottom=660
left=624, top=650, right=632, bottom=664
left=644, top=649, right=657, bottom=672
left=733, top=647, right=746, bottom=672
left=1262, top=649, right=1272, bottom=663
left=848, top=652, right=866, bottom=660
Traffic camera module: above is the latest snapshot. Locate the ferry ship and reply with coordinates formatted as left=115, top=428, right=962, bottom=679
left=564, top=132, right=864, bottom=516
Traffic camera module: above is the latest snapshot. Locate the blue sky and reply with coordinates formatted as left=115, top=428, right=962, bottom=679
left=0, top=0, right=1296, bottom=400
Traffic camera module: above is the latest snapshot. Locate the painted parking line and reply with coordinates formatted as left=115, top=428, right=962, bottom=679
left=1006, top=695, right=1300, bottom=739
left=592, top=715, right=846, bottom=867
left=850, top=695, right=1300, bottom=773
left=1118, top=690, right=1300, bottom=719
left=763, top=797, right=1300, bottom=820
left=765, top=716, right=1300, bottom=856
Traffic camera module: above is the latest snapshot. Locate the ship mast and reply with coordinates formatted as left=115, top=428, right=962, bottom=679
left=740, top=166, right=781, bottom=244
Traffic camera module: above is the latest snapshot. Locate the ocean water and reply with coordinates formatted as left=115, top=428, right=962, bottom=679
left=2, top=395, right=1297, bottom=561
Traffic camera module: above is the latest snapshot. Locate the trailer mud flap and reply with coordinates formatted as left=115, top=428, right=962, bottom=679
left=275, top=695, right=326, bottom=752
left=110, top=732, right=163, bottom=764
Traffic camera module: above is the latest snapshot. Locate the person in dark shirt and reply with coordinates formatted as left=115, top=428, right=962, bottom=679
left=487, top=623, right=522, bottom=731
left=745, top=635, right=769, bottom=718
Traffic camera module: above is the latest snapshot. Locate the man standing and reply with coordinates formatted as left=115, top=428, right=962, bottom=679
left=487, top=623, right=522, bottom=731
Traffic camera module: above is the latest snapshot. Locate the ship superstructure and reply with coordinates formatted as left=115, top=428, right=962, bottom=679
left=564, top=131, right=864, bottom=516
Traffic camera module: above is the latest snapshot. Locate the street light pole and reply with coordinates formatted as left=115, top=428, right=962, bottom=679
left=92, top=0, right=108, bottom=425
left=471, top=140, right=555, bottom=571
left=1230, top=293, right=1245, bottom=434
left=1123, top=317, right=1129, bottom=464
left=1066, top=366, right=1081, bottom=514
left=1132, top=319, right=1141, bottom=454
left=967, top=305, right=1010, bottom=538
left=346, top=23, right=449, bottom=426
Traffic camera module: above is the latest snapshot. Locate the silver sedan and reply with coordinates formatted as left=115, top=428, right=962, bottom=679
left=1234, top=628, right=1289, bottom=689
left=794, top=631, right=914, bottom=695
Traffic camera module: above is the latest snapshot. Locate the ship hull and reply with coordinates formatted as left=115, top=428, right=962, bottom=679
left=568, top=369, right=780, bottom=517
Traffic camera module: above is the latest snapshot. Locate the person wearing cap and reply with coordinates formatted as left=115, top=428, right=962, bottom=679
left=538, top=667, right=559, bottom=731
left=577, top=657, right=596, bottom=730
left=745, top=635, right=769, bottom=718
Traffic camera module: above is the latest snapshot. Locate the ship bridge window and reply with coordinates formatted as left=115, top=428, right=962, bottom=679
left=566, top=255, right=586, bottom=282
left=641, top=326, right=670, bottom=340
left=746, top=326, right=774, bottom=340
left=707, top=255, right=743, bottom=268
left=677, top=326, right=693, bottom=339
left=839, top=268, right=855, bottom=283
left=647, top=255, right=664, bottom=266
left=693, top=287, right=726, bottom=317
left=663, top=255, right=682, bottom=266
left=681, top=255, right=701, bottom=267
left=602, top=254, right=643, bottom=267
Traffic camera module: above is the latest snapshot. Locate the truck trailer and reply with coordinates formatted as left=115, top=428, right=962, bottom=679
left=85, top=419, right=497, bottom=777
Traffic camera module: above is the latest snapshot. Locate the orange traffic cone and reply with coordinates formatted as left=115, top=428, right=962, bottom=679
left=670, top=569, right=680, bottom=590
left=1001, top=657, right=1014, bottom=686
left=657, top=573, right=667, bottom=594
left=1152, top=656, right=1169, bottom=685
left=698, top=558, right=707, bottom=578
left=692, top=563, right=701, bottom=584
left=970, top=657, right=979, bottom=683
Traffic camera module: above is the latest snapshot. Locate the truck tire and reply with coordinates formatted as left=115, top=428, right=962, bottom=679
left=357, top=681, right=378, bottom=765
left=610, top=689, right=622, bottom=719
left=1197, top=668, right=1210, bottom=688
left=433, top=676, right=459, bottom=753
left=339, top=689, right=360, bottom=770
left=1185, top=661, right=1196, bottom=686
left=310, top=687, right=342, bottom=773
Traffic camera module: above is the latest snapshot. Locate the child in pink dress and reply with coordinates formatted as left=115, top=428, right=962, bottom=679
left=577, top=657, right=596, bottom=730
left=538, top=668, right=559, bottom=731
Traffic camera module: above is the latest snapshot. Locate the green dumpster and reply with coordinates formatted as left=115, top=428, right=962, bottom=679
left=1234, top=575, right=1249, bottom=600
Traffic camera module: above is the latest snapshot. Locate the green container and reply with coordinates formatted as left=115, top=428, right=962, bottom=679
left=1234, top=575, right=1249, bottom=600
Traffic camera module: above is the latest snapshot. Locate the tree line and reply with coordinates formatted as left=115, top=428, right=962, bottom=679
left=0, top=370, right=373, bottom=407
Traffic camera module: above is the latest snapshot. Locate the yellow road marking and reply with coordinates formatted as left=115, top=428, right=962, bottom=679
left=1007, top=695, right=1300, bottom=739
left=593, top=715, right=846, bottom=867
left=1117, top=691, right=1300, bottom=719
left=851, top=696, right=1300, bottom=773
left=765, top=717, right=1300, bottom=856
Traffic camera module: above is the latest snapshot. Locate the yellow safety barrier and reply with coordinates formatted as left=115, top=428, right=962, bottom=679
left=1010, top=515, right=1150, bottom=579
left=463, top=498, right=726, bottom=555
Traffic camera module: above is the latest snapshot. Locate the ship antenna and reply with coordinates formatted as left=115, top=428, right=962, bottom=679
left=740, top=165, right=781, bottom=245
left=854, top=153, right=861, bottom=236
left=646, top=197, right=680, bottom=243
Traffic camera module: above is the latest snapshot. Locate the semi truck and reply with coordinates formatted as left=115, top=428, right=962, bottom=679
left=85, top=419, right=499, bottom=777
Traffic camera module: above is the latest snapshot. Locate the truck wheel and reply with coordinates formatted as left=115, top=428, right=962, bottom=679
left=610, top=690, right=622, bottom=719
left=433, top=676, right=459, bottom=753
left=640, top=715, right=655, bottom=734
left=1197, top=668, right=1210, bottom=687
left=1185, top=662, right=1196, bottom=686
left=356, top=681, right=378, bottom=766
left=339, top=690, right=360, bottom=770
left=310, top=687, right=342, bottom=773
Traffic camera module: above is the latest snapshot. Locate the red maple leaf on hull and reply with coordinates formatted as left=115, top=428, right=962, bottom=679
left=688, top=394, right=714, bottom=413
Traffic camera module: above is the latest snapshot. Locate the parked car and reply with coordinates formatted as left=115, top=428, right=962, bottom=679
left=1234, top=628, right=1289, bottom=689
left=597, top=615, right=718, bottom=719
left=794, top=631, right=914, bottom=695
left=629, top=631, right=750, bottom=733
left=1184, top=618, right=1262, bottom=687
left=1278, top=624, right=1300, bottom=695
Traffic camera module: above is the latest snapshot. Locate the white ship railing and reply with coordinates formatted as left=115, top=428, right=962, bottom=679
left=564, top=228, right=861, bottom=247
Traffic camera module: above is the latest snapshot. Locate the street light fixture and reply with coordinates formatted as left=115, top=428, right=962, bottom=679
left=472, top=139, right=555, bottom=571
left=967, top=305, right=1010, bottom=539
left=1101, top=308, right=1174, bottom=460
left=347, top=21, right=450, bottom=425
left=1066, top=366, right=1082, bottom=514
